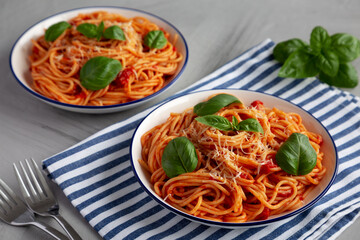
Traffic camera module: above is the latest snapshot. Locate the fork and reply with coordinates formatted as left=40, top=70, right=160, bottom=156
left=0, top=178, right=68, bottom=239
left=14, top=158, right=82, bottom=240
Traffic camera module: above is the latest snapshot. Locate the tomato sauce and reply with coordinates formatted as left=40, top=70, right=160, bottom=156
left=113, top=68, right=134, bottom=86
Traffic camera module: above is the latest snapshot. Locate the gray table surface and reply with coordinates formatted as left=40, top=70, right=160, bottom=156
left=1, top=0, right=359, bottom=239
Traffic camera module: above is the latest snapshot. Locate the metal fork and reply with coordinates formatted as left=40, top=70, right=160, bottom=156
left=14, top=158, right=82, bottom=240
left=0, top=178, right=68, bottom=239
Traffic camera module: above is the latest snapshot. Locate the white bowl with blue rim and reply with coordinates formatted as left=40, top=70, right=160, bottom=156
left=130, top=89, right=338, bottom=228
left=9, top=6, right=188, bottom=114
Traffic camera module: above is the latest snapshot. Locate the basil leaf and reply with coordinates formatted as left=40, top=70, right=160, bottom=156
left=319, top=63, right=358, bottom=88
left=162, top=137, right=198, bottom=178
left=278, top=48, right=319, bottom=78
left=144, top=30, right=167, bottom=49
left=96, top=21, right=105, bottom=41
left=232, top=116, right=239, bottom=127
left=195, top=115, right=233, bottom=131
left=76, top=23, right=98, bottom=38
left=331, top=33, right=360, bottom=63
left=45, top=21, right=71, bottom=42
left=236, top=118, right=264, bottom=134
left=275, top=133, right=317, bottom=176
left=193, top=94, right=241, bottom=116
left=310, top=26, right=330, bottom=52
left=195, top=115, right=263, bottom=134
left=273, top=39, right=307, bottom=63
left=80, top=56, right=122, bottom=90
left=316, top=49, right=339, bottom=77
left=103, top=26, right=125, bottom=40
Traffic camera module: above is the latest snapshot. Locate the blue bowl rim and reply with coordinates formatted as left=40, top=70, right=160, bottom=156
left=130, top=88, right=339, bottom=227
left=9, top=6, right=189, bottom=110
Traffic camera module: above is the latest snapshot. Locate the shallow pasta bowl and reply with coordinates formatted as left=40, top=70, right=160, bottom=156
left=130, top=89, right=338, bottom=228
left=9, top=6, right=188, bottom=114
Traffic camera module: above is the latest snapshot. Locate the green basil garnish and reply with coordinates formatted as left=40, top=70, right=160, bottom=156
left=77, top=22, right=125, bottom=42
left=45, top=21, right=71, bottom=42
left=193, top=94, right=241, bottom=116
left=103, top=25, right=125, bottom=40
left=80, top=56, right=122, bottom=90
left=234, top=118, right=264, bottom=134
left=96, top=21, right=105, bottom=41
left=274, top=26, right=360, bottom=88
left=278, top=48, right=319, bottom=78
left=76, top=23, right=98, bottom=38
left=144, top=30, right=167, bottom=49
left=195, top=115, right=233, bottom=131
left=310, top=26, right=331, bottom=52
left=331, top=33, right=360, bottom=63
left=275, top=133, right=317, bottom=176
left=162, top=136, right=198, bottom=178
left=315, top=48, right=339, bottom=77
left=273, top=38, right=307, bottom=63
left=195, top=115, right=263, bottom=133
left=319, top=63, right=358, bottom=88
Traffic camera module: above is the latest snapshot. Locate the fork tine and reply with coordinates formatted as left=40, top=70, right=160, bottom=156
left=13, top=163, right=32, bottom=200
left=0, top=195, right=8, bottom=214
left=30, top=158, right=54, bottom=198
left=18, top=161, right=40, bottom=200
left=25, top=158, right=46, bottom=198
left=0, top=188, right=11, bottom=213
left=0, top=179, right=21, bottom=207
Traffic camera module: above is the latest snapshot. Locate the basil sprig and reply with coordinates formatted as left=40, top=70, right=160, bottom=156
left=162, top=137, right=198, bottom=178
left=234, top=118, right=264, bottom=133
left=194, top=94, right=241, bottom=116
left=45, top=21, right=71, bottom=42
left=275, top=133, right=317, bottom=176
left=196, top=115, right=264, bottom=133
left=273, top=38, right=307, bottom=63
left=274, top=26, right=360, bottom=88
left=80, top=56, right=122, bottom=90
left=96, top=21, right=105, bottom=41
left=319, top=63, right=358, bottom=87
left=76, top=23, right=98, bottom=38
left=196, top=115, right=233, bottom=131
left=144, top=30, right=167, bottom=49
left=103, top=25, right=125, bottom=40
left=77, top=21, right=125, bottom=41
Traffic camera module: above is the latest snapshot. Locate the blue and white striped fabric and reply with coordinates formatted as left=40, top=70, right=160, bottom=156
left=43, top=39, right=360, bottom=240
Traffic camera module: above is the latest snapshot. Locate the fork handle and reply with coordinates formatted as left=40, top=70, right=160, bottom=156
left=30, top=221, right=69, bottom=240
left=52, top=214, right=82, bottom=240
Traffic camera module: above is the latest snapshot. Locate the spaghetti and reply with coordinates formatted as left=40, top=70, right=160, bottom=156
left=29, top=11, right=183, bottom=106
left=140, top=94, right=325, bottom=222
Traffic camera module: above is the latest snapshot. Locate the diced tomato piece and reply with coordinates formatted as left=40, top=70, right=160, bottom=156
left=72, top=85, right=87, bottom=99
left=239, top=113, right=250, bottom=120
left=251, top=100, right=264, bottom=109
left=260, top=159, right=278, bottom=175
left=256, top=207, right=270, bottom=220
left=316, top=135, right=323, bottom=145
left=69, top=20, right=77, bottom=26
left=114, top=67, right=135, bottom=86
left=260, top=164, right=272, bottom=175
left=32, top=46, right=39, bottom=54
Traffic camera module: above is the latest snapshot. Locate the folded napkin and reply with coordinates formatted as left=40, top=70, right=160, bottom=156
left=43, top=39, right=360, bottom=240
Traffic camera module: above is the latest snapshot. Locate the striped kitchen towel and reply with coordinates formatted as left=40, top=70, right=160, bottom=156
left=43, top=39, right=360, bottom=240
